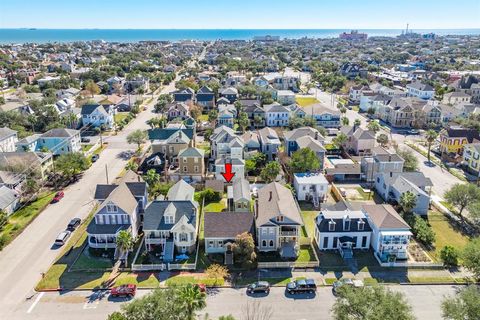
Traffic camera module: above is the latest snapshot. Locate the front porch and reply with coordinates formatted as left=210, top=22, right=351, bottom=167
left=88, top=234, right=117, bottom=249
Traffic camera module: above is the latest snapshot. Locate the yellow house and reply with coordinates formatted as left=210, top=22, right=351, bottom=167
left=463, top=143, right=480, bottom=174
left=439, top=126, right=480, bottom=156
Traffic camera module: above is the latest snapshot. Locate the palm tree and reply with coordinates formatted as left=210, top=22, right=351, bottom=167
left=116, top=230, right=135, bottom=266
left=354, top=119, right=361, bottom=127
left=400, top=191, right=417, bottom=214
left=177, top=284, right=207, bottom=320
left=425, top=129, right=438, bottom=163
left=333, top=132, right=348, bottom=149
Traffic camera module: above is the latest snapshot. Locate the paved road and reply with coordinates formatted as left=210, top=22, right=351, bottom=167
left=0, top=79, right=178, bottom=317
left=13, top=285, right=460, bottom=320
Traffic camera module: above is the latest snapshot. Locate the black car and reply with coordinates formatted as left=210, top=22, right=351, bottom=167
left=81, top=137, right=91, bottom=143
left=246, top=281, right=270, bottom=294
left=286, top=279, right=317, bottom=294
left=91, top=154, right=99, bottom=162
left=67, top=218, right=81, bottom=230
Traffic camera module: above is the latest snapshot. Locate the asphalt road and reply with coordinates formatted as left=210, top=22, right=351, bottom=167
left=12, top=285, right=461, bottom=320
left=0, top=79, right=178, bottom=318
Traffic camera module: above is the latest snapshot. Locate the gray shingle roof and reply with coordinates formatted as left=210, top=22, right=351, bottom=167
left=256, top=182, right=303, bottom=227
left=167, top=179, right=195, bottom=201
left=362, top=204, right=410, bottom=230
left=40, top=128, right=79, bottom=138
left=232, top=177, right=251, bottom=202
left=204, top=211, right=254, bottom=238
left=143, top=200, right=196, bottom=231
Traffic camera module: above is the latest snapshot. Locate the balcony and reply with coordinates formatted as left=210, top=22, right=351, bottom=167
left=280, top=229, right=298, bottom=237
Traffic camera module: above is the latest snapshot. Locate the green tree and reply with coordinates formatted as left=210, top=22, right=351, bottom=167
left=238, top=112, right=249, bottom=132
left=341, top=117, right=350, bottom=126
left=116, top=230, right=135, bottom=266
left=440, top=245, right=459, bottom=267
left=332, top=285, right=414, bottom=320
left=399, top=191, right=417, bottom=214
left=442, top=285, right=480, bottom=320
left=0, top=210, right=7, bottom=231
left=367, top=120, right=381, bottom=134
left=411, top=216, right=435, bottom=247
left=462, top=237, right=480, bottom=279
left=444, top=184, right=480, bottom=218
left=232, top=232, right=256, bottom=267
left=84, top=80, right=100, bottom=97
left=144, top=169, right=161, bottom=186
left=425, top=129, right=438, bottom=163
left=126, top=129, right=148, bottom=151
left=376, top=133, right=389, bottom=147
left=205, top=264, right=229, bottom=286
left=398, top=149, right=418, bottom=172
left=260, top=162, right=280, bottom=183
left=177, top=284, right=207, bottom=320
left=333, top=132, right=348, bottom=149
left=55, top=152, right=90, bottom=180
left=208, top=109, right=218, bottom=124
left=353, top=119, right=361, bottom=127
left=289, top=148, right=320, bottom=173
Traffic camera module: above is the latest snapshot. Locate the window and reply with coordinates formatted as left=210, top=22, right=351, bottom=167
left=269, top=227, right=274, bottom=235
left=179, top=233, right=188, bottom=242
left=208, top=240, right=214, bottom=248
left=262, top=240, right=267, bottom=247
left=110, top=215, right=116, bottom=224
left=194, top=157, right=199, bottom=163
left=333, top=237, right=338, bottom=248
left=165, top=215, right=173, bottom=224
left=358, top=221, right=365, bottom=231
left=262, top=228, right=267, bottom=235
left=106, top=204, right=117, bottom=213
left=276, top=216, right=284, bottom=222
left=183, top=158, right=187, bottom=163
left=344, top=219, right=351, bottom=231
left=328, top=221, right=336, bottom=231
left=97, top=215, right=104, bottom=224
left=269, top=240, right=274, bottom=247
left=183, top=166, right=187, bottom=172
left=194, top=165, right=199, bottom=173
left=218, top=240, right=223, bottom=247
left=323, top=237, right=329, bottom=249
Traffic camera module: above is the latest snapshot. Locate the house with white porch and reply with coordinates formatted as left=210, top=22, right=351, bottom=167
left=293, top=173, right=328, bottom=206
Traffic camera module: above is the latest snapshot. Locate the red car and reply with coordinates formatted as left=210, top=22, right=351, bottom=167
left=110, top=284, right=137, bottom=297
left=51, top=191, right=65, bottom=203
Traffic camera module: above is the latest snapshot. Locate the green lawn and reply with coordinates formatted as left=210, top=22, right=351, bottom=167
left=317, top=250, right=379, bottom=272
left=114, top=112, right=130, bottom=124
left=166, top=275, right=224, bottom=287
left=81, top=144, right=93, bottom=152
left=427, top=210, right=470, bottom=261
left=115, top=273, right=162, bottom=288
left=297, top=245, right=317, bottom=262
left=203, top=199, right=226, bottom=212
left=295, top=97, right=319, bottom=107
left=352, top=106, right=360, bottom=112
left=0, top=192, right=55, bottom=250
left=301, top=211, right=317, bottom=238
left=198, top=114, right=209, bottom=122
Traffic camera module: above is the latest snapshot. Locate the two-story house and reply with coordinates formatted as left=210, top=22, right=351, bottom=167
left=258, top=127, right=281, bottom=161
left=36, top=128, right=81, bottom=155
left=440, top=126, right=480, bottom=159
left=363, top=204, right=412, bottom=263
left=210, top=126, right=244, bottom=160
left=361, top=148, right=404, bottom=183
left=407, top=82, right=435, bottom=100
left=175, top=147, right=205, bottom=182
left=264, top=103, right=291, bottom=127
left=219, top=87, right=239, bottom=103
left=0, top=128, right=18, bottom=153
left=255, top=182, right=304, bottom=258
left=284, top=127, right=325, bottom=156
left=227, top=177, right=251, bottom=212
left=143, top=199, right=198, bottom=261
left=340, top=125, right=376, bottom=156
left=314, top=205, right=372, bottom=258
left=463, top=142, right=480, bottom=175
left=293, top=172, right=328, bottom=206
left=151, top=130, right=192, bottom=163
left=217, top=104, right=237, bottom=128
left=196, top=86, right=215, bottom=110
left=172, top=88, right=195, bottom=103
left=81, top=104, right=114, bottom=129
left=302, top=104, right=341, bottom=128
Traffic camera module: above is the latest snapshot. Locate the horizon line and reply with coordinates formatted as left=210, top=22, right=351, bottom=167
left=2, top=27, right=480, bottom=31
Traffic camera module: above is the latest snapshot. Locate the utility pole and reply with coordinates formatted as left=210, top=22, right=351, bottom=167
left=105, top=164, right=109, bottom=184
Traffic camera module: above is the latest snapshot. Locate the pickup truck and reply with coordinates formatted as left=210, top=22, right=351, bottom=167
left=286, top=279, right=317, bottom=294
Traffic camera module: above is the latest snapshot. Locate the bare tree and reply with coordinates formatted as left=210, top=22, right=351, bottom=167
left=242, top=301, right=273, bottom=320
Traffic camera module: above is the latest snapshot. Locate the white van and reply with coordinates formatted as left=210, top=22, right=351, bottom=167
left=55, top=230, right=71, bottom=246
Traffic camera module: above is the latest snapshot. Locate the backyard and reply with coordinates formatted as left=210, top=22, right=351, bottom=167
left=295, top=96, right=319, bottom=107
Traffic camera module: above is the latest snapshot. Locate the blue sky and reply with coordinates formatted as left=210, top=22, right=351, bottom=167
left=1, top=0, right=479, bottom=29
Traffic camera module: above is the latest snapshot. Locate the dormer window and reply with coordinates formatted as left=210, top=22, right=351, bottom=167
left=358, top=220, right=365, bottom=231
left=106, top=204, right=117, bottom=213
left=328, top=220, right=336, bottom=231
left=344, top=218, right=351, bottom=231
left=276, top=216, right=284, bottom=222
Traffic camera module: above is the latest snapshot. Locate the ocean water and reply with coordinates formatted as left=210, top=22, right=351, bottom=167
left=0, top=28, right=479, bottom=44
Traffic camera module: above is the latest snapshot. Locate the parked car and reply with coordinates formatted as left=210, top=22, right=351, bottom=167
left=286, top=279, right=317, bottom=294
left=81, top=137, right=91, bottom=143
left=332, top=279, right=364, bottom=296
left=51, top=191, right=65, bottom=203
left=247, top=281, right=270, bottom=294
left=408, top=129, right=420, bottom=135
left=67, top=218, right=81, bottom=231
left=54, top=230, right=71, bottom=246
left=110, top=284, right=137, bottom=297
left=91, top=154, right=99, bottom=162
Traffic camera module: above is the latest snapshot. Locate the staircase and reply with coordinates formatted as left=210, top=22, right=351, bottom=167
left=311, top=186, right=320, bottom=208
left=164, top=240, right=175, bottom=262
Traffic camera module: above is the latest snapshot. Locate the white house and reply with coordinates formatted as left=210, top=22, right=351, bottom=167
left=363, top=204, right=412, bottom=263
left=264, top=103, right=291, bottom=127
left=81, top=104, right=114, bottom=129
left=407, top=82, right=435, bottom=100
left=215, top=158, right=245, bottom=180
left=276, top=90, right=296, bottom=105
left=293, top=173, right=328, bottom=205
left=0, top=128, right=18, bottom=153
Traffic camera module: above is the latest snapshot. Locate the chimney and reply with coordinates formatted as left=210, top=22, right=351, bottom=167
left=315, top=131, right=319, bottom=140
left=269, top=191, right=272, bottom=201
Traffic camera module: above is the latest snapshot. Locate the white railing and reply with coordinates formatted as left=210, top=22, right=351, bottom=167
left=131, top=263, right=167, bottom=271
left=257, top=261, right=319, bottom=269
left=280, top=231, right=298, bottom=237
left=168, top=263, right=196, bottom=270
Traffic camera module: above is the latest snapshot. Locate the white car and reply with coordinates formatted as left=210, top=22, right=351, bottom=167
left=54, top=230, right=72, bottom=246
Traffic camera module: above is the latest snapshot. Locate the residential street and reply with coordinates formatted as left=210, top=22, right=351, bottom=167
left=11, top=285, right=461, bottom=320
left=0, top=79, right=178, bottom=318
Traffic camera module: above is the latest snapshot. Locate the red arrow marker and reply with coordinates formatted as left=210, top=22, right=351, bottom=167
left=221, top=163, right=236, bottom=183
